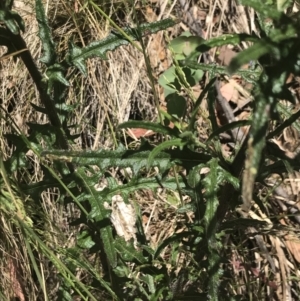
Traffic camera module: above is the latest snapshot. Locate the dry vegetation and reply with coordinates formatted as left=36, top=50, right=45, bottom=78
left=1, top=0, right=300, bottom=300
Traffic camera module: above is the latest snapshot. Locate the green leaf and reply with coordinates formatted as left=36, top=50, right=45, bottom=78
left=166, top=94, right=187, bottom=119
left=240, top=0, right=282, bottom=19
left=202, top=33, right=257, bottom=50
left=113, top=237, right=147, bottom=263
left=179, top=66, right=203, bottom=87
left=228, top=40, right=276, bottom=74
left=202, top=158, right=222, bottom=299
left=208, top=120, right=252, bottom=141
left=191, top=68, right=204, bottom=83
left=169, top=35, right=205, bottom=58
left=30, top=102, right=47, bottom=114
left=75, top=168, right=117, bottom=267
left=159, top=109, right=183, bottom=130
left=189, top=77, right=216, bottom=131
left=46, top=64, right=69, bottom=88
left=67, top=18, right=177, bottom=75
left=35, top=0, right=56, bottom=65
left=177, top=203, right=196, bottom=213
left=148, top=139, right=187, bottom=169
left=183, top=61, right=261, bottom=84
left=42, top=144, right=212, bottom=173
left=20, top=166, right=65, bottom=202
left=154, top=232, right=192, bottom=259
left=3, top=134, right=29, bottom=172
left=188, top=164, right=206, bottom=188
left=88, top=176, right=187, bottom=218
left=77, top=230, right=96, bottom=249
left=42, top=145, right=173, bottom=175
left=158, top=66, right=179, bottom=96
left=0, top=9, right=25, bottom=34
left=159, top=64, right=204, bottom=98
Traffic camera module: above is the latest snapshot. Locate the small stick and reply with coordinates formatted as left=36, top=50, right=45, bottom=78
left=215, top=79, right=245, bottom=143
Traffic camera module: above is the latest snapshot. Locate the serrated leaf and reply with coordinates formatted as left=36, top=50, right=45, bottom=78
left=26, top=122, right=57, bottom=146
left=0, top=9, right=25, bottom=34
left=75, top=168, right=117, bottom=267
left=154, top=232, right=192, bottom=259
left=3, top=133, right=30, bottom=172
left=220, top=167, right=240, bottom=190
left=10, top=11, right=25, bottom=32
left=35, top=0, right=56, bottom=65
left=42, top=145, right=212, bottom=173
left=77, top=230, right=95, bottom=249
left=222, top=218, right=268, bottom=230
left=20, top=166, right=65, bottom=202
left=89, top=177, right=187, bottom=217
left=74, top=169, right=187, bottom=268
left=202, top=158, right=223, bottom=298
left=187, top=164, right=206, bottom=188
left=176, top=203, right=196, bottom=213
left=203, top=159, right=219, bottom=226
left=148, top=139, right=187, bottom=169
left=203, top=33, right=257, bottom=50
left=113, top=237, right=147, bottom=263
left=67, top=18, right=177, bottom=75
left=46, top=64, right=69, bottom=88
left=189, top=77, right=216, bottom=131
left=43, top=146, right=173, bottom=175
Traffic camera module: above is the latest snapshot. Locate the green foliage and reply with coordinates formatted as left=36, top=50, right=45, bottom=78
left=67, top=18, right=177, bottom=74
left=158, top=31, right=206, bottom=103
left=1, top=0, right=300, bottom=300
left=0, top=0, right=178, bottom=299
left=35, top=0, right=56, bottom=65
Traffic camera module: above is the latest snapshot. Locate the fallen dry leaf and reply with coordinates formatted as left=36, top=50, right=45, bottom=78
left=127, top=128, right=155, bottom=139
left=280, top=218, right=300, bottom=263
left=220, top=79, right=239, bottom=103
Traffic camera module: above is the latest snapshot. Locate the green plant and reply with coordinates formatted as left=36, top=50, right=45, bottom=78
left=0, top=0, right=177, bottom=299
left=1, top=0, right=300, bottom=300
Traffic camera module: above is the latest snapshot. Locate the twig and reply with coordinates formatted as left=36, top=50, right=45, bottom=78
left=215, top=79, right=246, bottom=143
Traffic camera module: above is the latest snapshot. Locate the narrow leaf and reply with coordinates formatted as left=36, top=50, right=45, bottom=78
left=35, top=0, right=56, bottom=65
left=0, top=9, right=25, bottom=34
left=148, top=139, right=187, bottom=169
left=114, top=237, right=147, bottom=263
left=208, top=120, right=251, bottom=141
left=67, top=18, right=177, bottom=74
left=42, top=146, right=173, bottom=175
left=228, top=40, right=275, bottom=74
left=75, top=168, right=117, bottom=267
left=201, top=33, right=258, bottom=50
